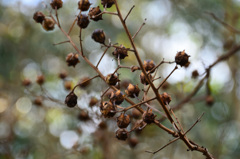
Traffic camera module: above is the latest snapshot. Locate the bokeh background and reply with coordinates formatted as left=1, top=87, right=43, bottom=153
left=1, top=0, right=240, bottom=159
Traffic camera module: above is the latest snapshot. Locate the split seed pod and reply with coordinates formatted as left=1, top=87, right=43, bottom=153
left=140, top=72, right=152, bottom=85
left=89, top=97, right=98, bottom=107
left=106, top=74, right=119, bottom=85
left=79, top=77, right=91, bottom=88
left=125, top=84, right=140, bottom=98
left=50, top=0, right=63, bottom=10
left=33, top=11, right=45, bottom=24
left=100, top=101, right=116, bottom=118
left=42, top=18, right=55, bottom=31
left=116, top=129, right=128, bottom=140
left=112, top=45, right=128, bottom=59
left=92, top=29, right=105, bottom=44
left=65, top=92, right=78, bottom=108
left=160, top=92, right=171, bottom=105
left=143, top=109, right=156, bottom=124
left=117, top=113, right=130, bottom=128
left=77, top=14, right=90, bottom=29
left=36, top=75, right=45, bottom=85
left=88, top=6, right=103, bottom=21
left=66, top=53, right=79, bottom=67
left=22, top=79, right=31, bottom=87
left=143, top=60, right=155, bottom=73
left=101, top=0, right=115, bottom=8
left=78, top=0, right=91, bottom=11
left=175, top=50, right=190, bottom=67
left=110, top=90, right=124, bottom=105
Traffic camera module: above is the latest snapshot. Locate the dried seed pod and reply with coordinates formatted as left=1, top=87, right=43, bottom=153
left=79, top=77, right=91, bottom=88
left=112, top=45, right=128, bottom=59
left=131, top=108, right=141, bottom=119
left=98, top=121, right=107, bottom=129
left=22, top=79, right=31, bottom=87
left=128, top=137, right=138, bottom=148
left=64, top=81, right=72, bottom=90
left=92, top=29, right=105, bottom=44
left=160, top=92, right=171, bottom=104
left=88, top=6, right=103, bottom=21
left=131, top=66, right=140, bottom=72
left=206, top=95, right=214, bottom=106
left=77, top=14, right=90, bottom=29
left=65, top=92, right=78, bottom=108
left=140, top=72, right=152, bottom=85
left=143, top=109, right=155, bottom=124
left=33, top=11, right=45, bottom=24
left=105, top=74, right=119, bottom=85
left=66, top=53, right=79, bottom=67
left=116, top=129, right=128, bottom=140
left=175, top=50, right=190, bottom=67
left=50, top=0, right=63, bottom=10
left=42, top=18, right=55, bottom=31
left=78, top=0, right=91, bottom=11
left=143, top=60, right=155, bottom=73
left=125, top=84, right=140, bottom=98
left=192, top=70, right=199, bottom=79
left=89, top=97, right=98, bottom=107
left=117, top=113, right=130, bottom=128
left=121, top=80, right=130, bottom=89
left=110, top=90, right=124, bottom=105
left=59, top=71, right=67, bottom=79
left=101, top=0, right=115, bottom=8
left=78, top=111, right=90, bottom=121
left=36, top=75, right=45, bottom=85
left=161, top=82, right=170, bottom=90
left=100, top=101, right=116, bottom=118
left=34, top=96, right=43, bottom=106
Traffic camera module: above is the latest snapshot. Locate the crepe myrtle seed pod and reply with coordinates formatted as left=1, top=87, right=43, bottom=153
left=50, top=0, right=63, bottom=10
left=125, top=84, right=140, bottom=98
left=34, top=96, right=43, bottom=106
left=100, top=101, right=116, bottom=118
left=89, top=97, right=98, bottom=107
left=192, top=70, right=199, bottom=79
left=98, top=121, right=107, bottom=129
left=143, top=60, right=155, bottom=73
left=64, top=81, right=72, bottom=90
left=101, top=0, right=115, bottom=8
left=36, top=75, right=45, bottom=85
left=131, top=66, right=140, bottom=72
left=110, top=90, right=124, bottom=105
left=77, top=14, right=90, bottom=29
left=78, top=0, right=91, bottom=11
left=92, top=29, right=105, bottom=44
left=143, top=109, right=156, bottom=124
left=160, top=92, right=171, bottom=105
left=140, top=72, right=152, bottom=85
left=22, top=78, right=31, bottom=87
left=117, top=113, right=130, bottom=128
left=66, top=53, right=79, bottom=67
left=131, top=108, right=142, bottom=119
left=128, top=137, right=138, bottom=148
left=88, top=6, right=103, bottom=21
left=175, top=50, right=190, bottom=67
left=58, top=71, right=67, bottom=79
left=112, top=45, right=128, bottom=59
left=106, top=74, right=119, bottom=85
left=78, top=111, right=90, bottom=121
left=79, top=77, right=91, bottom=88
left=116, top=129, right=128, bottom=140
left=33, top=11, right=45, bottom=24
left=42, top=18, right=55, bottom=31
left=206, top=95, right=214, bottom=106
left=65, top=92, right=78, bottom=108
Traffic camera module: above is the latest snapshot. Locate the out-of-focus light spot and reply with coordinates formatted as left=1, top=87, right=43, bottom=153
left=0, top=98, right=8, bottom=113
left=23, top=62, right=39, bottom=80
left=60, top=130, right=79, bottom=149
left=42, top=56, right=61, bottom=74
left=211, top=62, right=231, bottom=87
left=14, top=120, right=33, bottom=137
left=16, top=97, right=32, bottom=114
left=0, top=122, right=11, bottom=138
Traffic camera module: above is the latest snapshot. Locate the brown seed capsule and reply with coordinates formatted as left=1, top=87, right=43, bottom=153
left=33, top=11, right=45, bottom=24
left=42, top=18, right=55, bottom=31
left=116, top=129, right=128, bottom=140
left=128, top=137, right=138, bottom=148
left=64, top=81, right=72, bottom=90
left=89, top=97, right=98, bottom=107
left=160, top=92, right=171, bottom=104
left=161, top=82, right=170, bottom=90
left=131, top=66, right=140, bottom=72
left=143, top=109, right=156, bottom=124
left=105, top=74, right=119, bottom=86
left=65, top=92, right=78, bottom=108
left=77, top=14, right=90, bottom=29
left=112, top=45, right=128, bottom=59
left=206, top=95, right=214, bottom=106
left=34, top=96, right=43, bottom=106
left=79, top=77, right=91, bottom=88
left=22, top=79, right=31, bottom=87
left=92, top=29, right=105, bottom=44
left=36, top=75, right=45, bottom=85
left=50, top=0, right=63, bottom=10
left=98, top=121, right=107, bottom=129
left=110, top=90, right=124, bottom=105
left=117, top=113, right=130, bottom=128
left=100, top=101, right=116, bottom=118
left=88, top=6, right=103, bottom=21
left=66, top=53, right=79, bottom=67
left=121, top=80, right=131, bottom=89
left=78, top=0, right=91, bottom=11
left=192, top=70, right=199, bottom=79
left=78, top=111, right=90, bottom=121
left=175, top=50, right=190, bottom=67
left=59, top=71, right=67, bottom=79
left=131, top=108, right=142, bottom=119
left=125, top=84, right=140, bottom=98
left=101, top=0, right=115, bottom=8
left=140, top=72, right=152, bottom=85
left=143, top=60, right=155, bottom=73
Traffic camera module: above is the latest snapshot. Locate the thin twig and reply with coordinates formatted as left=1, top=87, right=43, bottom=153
left=184, top=113, right=204, bottom=135
left=132, top=18, right=146, bottom=40
left=157, top=65, right=178, bottom=89
left=53, top=40, right=70, bottom=45
left=96, top=47, right=109, bottom=68
left=124, top=5, right=135, bottom=22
